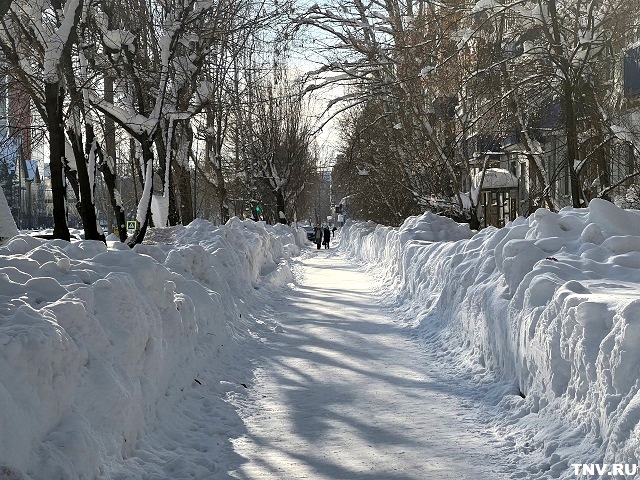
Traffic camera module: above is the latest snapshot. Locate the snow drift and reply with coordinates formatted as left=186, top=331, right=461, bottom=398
left=340, top=201, right=640, bottom=478
left=0, top=218, right=305, bottom=479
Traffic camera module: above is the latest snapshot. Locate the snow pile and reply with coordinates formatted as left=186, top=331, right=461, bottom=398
left=0, top=218, right=304, bottom=479
left=398, top=211, right=474, bottom=243
left=341, top=213, right=474, bottom=282
left=341, top=200, right=640, bottom=478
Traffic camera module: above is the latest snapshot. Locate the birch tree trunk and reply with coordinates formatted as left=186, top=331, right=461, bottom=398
left=127, top=138, right=154, bottom=246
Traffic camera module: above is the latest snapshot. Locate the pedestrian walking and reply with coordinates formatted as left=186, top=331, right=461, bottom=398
left=314, top=226, right=322, bottom=250
left=323, top=226, right=331, bottom=249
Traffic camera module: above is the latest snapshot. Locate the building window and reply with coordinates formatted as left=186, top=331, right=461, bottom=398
left=628, top=143, right=636, bottom=187
left=624, top=46, right=640, bottom=97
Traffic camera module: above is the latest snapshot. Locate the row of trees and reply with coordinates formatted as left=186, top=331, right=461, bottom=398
left=3, top=0, right=640, bottom=237
left=0, top=0, right=320, bottom=244
left=299, top=0, right=640, bottom=227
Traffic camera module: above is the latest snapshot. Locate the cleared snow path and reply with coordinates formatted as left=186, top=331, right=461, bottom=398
left=98, top=247, right=515, bottom=480
left=228, top=249, right=511, bottom=479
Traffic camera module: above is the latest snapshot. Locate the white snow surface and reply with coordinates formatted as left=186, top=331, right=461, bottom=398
left=0, top=218, right=304, bottom=479
left=341, top=199, right=640, bottom=478
left=475, top=167, right=519, bottom=189
left=227, top=251, right=512, bottom=479
left=3, top=200, right=640, bottom=479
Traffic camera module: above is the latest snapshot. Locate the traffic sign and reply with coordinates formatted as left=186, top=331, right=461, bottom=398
left=127, top=220, right=138, bottom=231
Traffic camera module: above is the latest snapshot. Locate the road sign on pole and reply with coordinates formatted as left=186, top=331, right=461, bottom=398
left=127, top=220, right=138, bottom=231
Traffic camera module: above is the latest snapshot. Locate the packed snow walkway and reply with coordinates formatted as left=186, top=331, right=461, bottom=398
left=228, top=248, right=511, bottom=479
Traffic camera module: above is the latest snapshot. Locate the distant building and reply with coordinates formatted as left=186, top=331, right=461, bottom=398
left=0, top=68, right=44, bottom=229
left=460, top=36, right=640, bottom=228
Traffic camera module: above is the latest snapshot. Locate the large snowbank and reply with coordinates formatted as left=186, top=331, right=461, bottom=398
left=0, top=217, right=305, bottom=479
left=340, top=200, right=640, bottom=478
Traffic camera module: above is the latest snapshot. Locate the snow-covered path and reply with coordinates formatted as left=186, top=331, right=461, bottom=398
left=228, top=249, right=511, bottom=479
left=9, top=211, right=640, bottom=479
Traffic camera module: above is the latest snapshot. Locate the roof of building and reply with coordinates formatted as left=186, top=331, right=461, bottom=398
left=475, top=168, right=519, bottom=189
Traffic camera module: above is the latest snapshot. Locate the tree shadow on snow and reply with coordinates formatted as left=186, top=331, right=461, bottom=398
left=225, top=261, right=510, bottom=479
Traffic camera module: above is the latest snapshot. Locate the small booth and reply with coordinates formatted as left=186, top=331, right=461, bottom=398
left=476, top=168, right=519, bottom=228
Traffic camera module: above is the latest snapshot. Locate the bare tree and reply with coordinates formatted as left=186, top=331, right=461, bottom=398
left=298, top=0, right=640, bottom=228
left=461, top=0, right=640, bottom=209
left=240, top=67, right=314, bottom=224
left=0, top=0, right=93, bottom=240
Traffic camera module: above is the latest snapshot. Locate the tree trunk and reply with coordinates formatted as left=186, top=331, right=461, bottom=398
left=172, top=160, right=194, bottom=224
left=67, top=125, right=105, bottom=241
left=276, top=188, right=287, bottom=224
left=127, top=138, right=154, bottom=246
left=205, top=108, right=229, bottom=224
left=156, top=118, right=195, bottom=226
left=171, top=120, right=195, bottom=224
left=215, top=154, right=229, bottom=224
left=563, top=82, right=582, bottom=207
left=98, top=149, right=127, bottom=242
left=546, top=0, right=582, bottom=208
left=45, top=81, right=71, bottom=241
left=103, top=75, right=127, bottom=241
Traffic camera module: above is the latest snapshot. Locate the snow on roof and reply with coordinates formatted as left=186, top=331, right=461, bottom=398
left=475, top=167, right=518, bottom=189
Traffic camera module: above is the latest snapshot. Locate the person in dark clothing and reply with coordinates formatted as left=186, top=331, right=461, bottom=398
left=332, top=226, right=337, bottom=237
left=323, top=226, right=331, bottom=249
left=314, top=226, right=322, bottom=249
